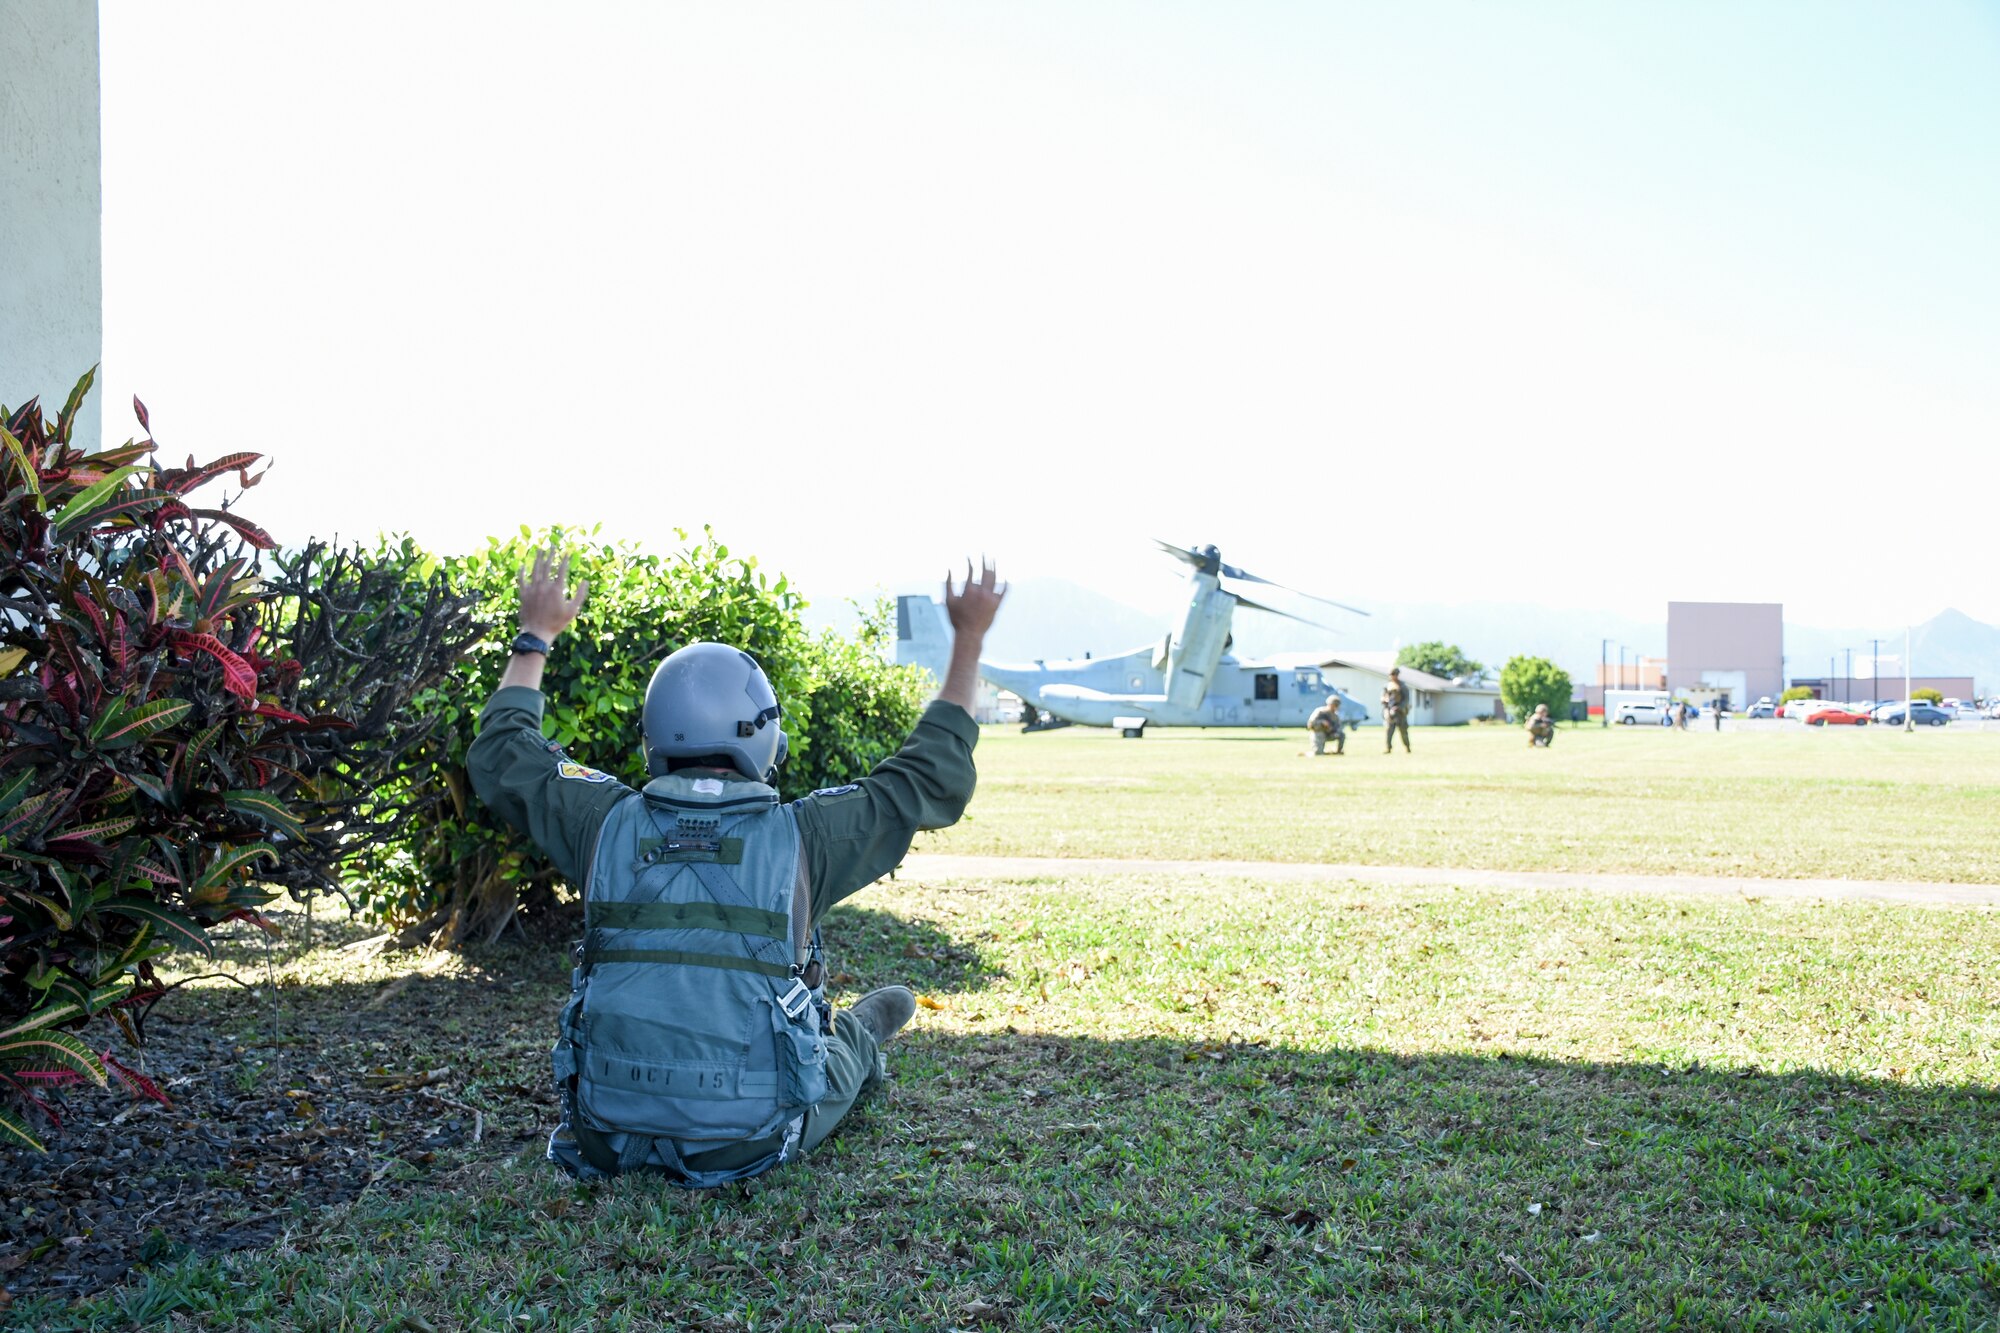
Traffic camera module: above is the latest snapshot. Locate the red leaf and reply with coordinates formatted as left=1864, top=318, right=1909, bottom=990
left=68, top=589, right=109, bottom=646
left=220, top=908, right=280, bottom=937
left=162, top=547, right=199, bottom=594
left=148, top=499, right=193, bottom=531
left=7, top=1070, right=86, bottom=1087
left=171, top=631, right=258, bottom=698
left=133, top=395, right=151, bottom=434
left=250, top=703, right=310, bottom=725
left=186, top=507, right=277, bottom=549
left=154, top=452, right=264, bottom=496
left=108, top=613, right=134, bottom=673
left=103, top=1052, right=173, bottom=1107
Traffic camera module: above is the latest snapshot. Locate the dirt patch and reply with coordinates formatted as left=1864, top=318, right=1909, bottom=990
left=0, top=924, right=569, bottom=1302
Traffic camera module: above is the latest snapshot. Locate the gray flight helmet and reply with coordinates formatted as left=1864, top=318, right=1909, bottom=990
left=641, top=642, right=789, bottom=784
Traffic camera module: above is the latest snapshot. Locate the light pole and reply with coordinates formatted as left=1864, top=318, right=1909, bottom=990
left=1600, top=638, right=1610, bottom=727
left=1871, top=637, right=1880, bottom=706
left=1904, top=625, right=1914, bottom=733
left=1844, top=647, right=1851, bottom=705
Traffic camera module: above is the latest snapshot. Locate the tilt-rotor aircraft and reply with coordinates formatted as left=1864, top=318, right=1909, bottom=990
left=901, top=542, right=1371, bottom=737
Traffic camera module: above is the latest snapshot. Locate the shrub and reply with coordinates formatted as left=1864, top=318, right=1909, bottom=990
left=1396, top=641, right=1482, bottom=681
left=359, top=528, right=929, bottom=949
left=1499, top=656, right=1573, bottom=723
left=1911, top=688, right=1944, bottom=706
left=0, top=374, right=480, bottom=1149
left=1779, top=686, right=1815, bottom=705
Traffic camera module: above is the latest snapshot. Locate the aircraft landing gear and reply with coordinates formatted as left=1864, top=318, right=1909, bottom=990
left=1115, top=716, right=1148, bottom=739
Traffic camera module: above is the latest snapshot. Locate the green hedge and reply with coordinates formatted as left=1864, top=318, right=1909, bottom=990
left=350, top=527, right=931, bottom=947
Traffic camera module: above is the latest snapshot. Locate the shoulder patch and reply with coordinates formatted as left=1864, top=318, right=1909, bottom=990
left=557, top=761, right=613, bottom=784
left=811, top=783, right=860, bottom=798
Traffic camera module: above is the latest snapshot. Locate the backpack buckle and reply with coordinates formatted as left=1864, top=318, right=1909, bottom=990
left=777, top=978, right=814, bottom=1021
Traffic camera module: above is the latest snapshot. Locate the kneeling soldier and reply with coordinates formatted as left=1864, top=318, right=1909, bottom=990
left=1307, top=695, right=1345, bottom=755
left=1526, top=702, right=1557, bottom=747
left=472, top=551, right=1004, bottom=1184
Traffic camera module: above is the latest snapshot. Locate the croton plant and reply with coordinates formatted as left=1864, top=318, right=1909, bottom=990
left=0, top=370, right=480, bottom=1149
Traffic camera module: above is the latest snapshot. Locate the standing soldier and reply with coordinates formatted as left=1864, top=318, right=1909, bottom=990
left=1307, top=694, right=1346, bottom=755
left=1526, top=702, right=1556, bottom=747
left=1381, top=666, right=1412, bottom=754
left=1713, top=699, right=1724, bottom=732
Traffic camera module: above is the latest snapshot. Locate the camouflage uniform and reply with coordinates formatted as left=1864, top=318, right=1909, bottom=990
left=1527, top=704, right=1556, bottom=747
left=1381, top=672, right=1411, bottom=754
left=1308, top=700, right=1345, bottom=755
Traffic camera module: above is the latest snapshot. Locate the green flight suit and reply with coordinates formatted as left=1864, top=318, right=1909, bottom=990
left=469, top=687, right=979, bottom=1175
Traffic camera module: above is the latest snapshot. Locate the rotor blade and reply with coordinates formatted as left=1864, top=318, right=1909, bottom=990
left=1229, top=591, right=1340, bottom=633
left=1219, top=565, right=1370, bottom=616
left=1152, top=538, right=1202, bottom=567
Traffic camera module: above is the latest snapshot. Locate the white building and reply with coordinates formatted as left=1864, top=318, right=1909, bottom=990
left=2, top=1, right=103, bottom=448
left=1310, top=652, right=1505, bottom=725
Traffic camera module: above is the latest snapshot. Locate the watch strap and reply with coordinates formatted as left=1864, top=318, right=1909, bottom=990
left=510, top=631, right=552, bottom=657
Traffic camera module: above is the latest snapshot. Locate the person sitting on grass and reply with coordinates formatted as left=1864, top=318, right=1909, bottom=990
left=470, top=549, right=1005, bottom=1184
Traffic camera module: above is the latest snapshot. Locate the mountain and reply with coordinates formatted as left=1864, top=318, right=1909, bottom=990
left=803, top=576, right=1164, bottom=664
left=1784, top=608, right=2000, bottom=694
left=970, top=577, right=1164, bottom=663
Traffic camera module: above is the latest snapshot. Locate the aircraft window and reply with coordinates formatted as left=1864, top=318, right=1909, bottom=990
left=1129, top=674, right=1144, bottom=689
left=1254, top=673, right=1279, bottom=701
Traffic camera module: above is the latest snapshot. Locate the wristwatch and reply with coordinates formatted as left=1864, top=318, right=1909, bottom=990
left=510, top=631, right=552, bottom=657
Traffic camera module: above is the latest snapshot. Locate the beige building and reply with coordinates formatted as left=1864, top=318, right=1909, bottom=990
left=1667, top=601, right=1784, bottom=707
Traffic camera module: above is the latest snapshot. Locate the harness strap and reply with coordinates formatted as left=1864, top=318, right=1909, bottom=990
left=686, top=858, right=797, bottom=976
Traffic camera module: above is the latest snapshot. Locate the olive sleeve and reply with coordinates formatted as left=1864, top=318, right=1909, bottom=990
left=466, top=685, right=635, bottom=888
left=792, top=700, right=980, bottom=920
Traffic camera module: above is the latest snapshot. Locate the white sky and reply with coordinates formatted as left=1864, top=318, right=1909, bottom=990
left=98, top=1, right=2000, bottom=629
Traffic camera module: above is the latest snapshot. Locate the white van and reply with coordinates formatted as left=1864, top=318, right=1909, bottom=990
left=1608, top=691, right=1673, bottom=726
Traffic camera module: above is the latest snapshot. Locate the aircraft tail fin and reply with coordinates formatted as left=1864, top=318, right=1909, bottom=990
left=894, top=594, right=952, bottom=684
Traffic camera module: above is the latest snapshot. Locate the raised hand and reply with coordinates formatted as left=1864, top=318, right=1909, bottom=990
left=517, top=548, right=590, bottom=642
left=944, top=558, right=1006, bottom=639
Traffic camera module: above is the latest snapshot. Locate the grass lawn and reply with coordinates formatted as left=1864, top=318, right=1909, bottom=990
left=916, top=723, right=2000, bottom=883
left=17, top=872, right=1998, bottom=1331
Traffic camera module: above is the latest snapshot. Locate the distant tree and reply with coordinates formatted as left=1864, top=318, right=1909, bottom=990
left=1911, top=687, right=1944, bottom=705
left=1397, top=641, right=1483, bottom=681
left=1779, top=686, right=1815, bottom=705
left=1499, top=656, right=1573, bottom=723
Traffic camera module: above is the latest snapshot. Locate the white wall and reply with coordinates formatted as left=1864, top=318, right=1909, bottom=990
left=1, top=1, right=101, bottom=448
left=1434, top=691, right=1505, bottom=725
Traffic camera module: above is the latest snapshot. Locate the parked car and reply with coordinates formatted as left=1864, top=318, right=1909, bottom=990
left=1804, top=704, right=1871, bottom=726
left=1613, top=699, right=1667, bottom=725
left=1612, top=699, right=1700, bottom=726
left=1986, top=700, right=2000, bottom=720
left=1745, top=698, right=1777, bottom=719
left=1949, top=701, right=1980, bottom=720
left=1872, top=702, right=1952, bottom=727
left=1777, top=698, right=1823, bottom=720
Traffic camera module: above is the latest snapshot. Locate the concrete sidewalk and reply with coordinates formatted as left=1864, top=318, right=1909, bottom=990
left=898, top=854, right=2000, bottom=908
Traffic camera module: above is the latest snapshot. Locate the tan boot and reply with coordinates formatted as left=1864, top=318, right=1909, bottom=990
left=849, top=985, right=918, bottom=1045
